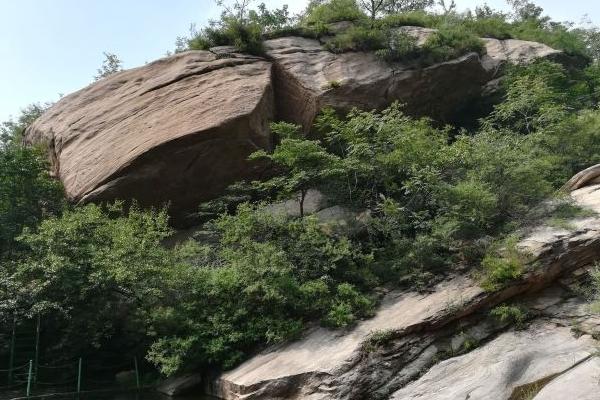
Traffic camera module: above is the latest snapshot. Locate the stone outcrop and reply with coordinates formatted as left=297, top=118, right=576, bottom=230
left=264, top=29, right=561, bottom=130
left=26, top=51, right=274, bottom=222
left=25, top=29, right=563, bottom=221
left=197, top=183, right=600, bottom=399
left=564, top=163, right=600, bottom=191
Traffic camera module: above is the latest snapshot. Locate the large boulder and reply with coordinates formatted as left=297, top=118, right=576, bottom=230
left=264, top=30, right=561, bottom=130
left=25, top=30, right=562, bottom=221
left=25, top=51, right=274, bottom=222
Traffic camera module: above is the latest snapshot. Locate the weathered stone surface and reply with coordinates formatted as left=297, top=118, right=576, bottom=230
left=26, top=31, right=561, bottom=219
left=25, top=51, right=274, bottom=222
left=314, top=206, right=370, bottom=236
left=265, top=36, right=489, bottom=129
left=264, top=189, right=329, bottom=218
left=391, top=323, right=597, bottom=400
left=564, top=163, right=600, bottom=191
left=264, top=30, right=560, bottom=130
left=207, top=276, right=483, bottom=399
left=533, top=357, right=600, bottom=400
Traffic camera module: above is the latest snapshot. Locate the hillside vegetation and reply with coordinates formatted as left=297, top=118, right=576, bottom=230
left=2, top=0, right=600, bottom=380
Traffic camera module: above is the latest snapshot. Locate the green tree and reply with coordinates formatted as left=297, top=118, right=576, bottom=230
left=2, top=203, right=182, bottom=360
left=383, top=0, right=433, bottom=13
left=94, top=52, right=123, bottom=81
left=250, top=122, right=343, bottom=217
left=0, top=106, right=63, bottom=257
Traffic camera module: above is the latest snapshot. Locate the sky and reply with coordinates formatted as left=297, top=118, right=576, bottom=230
left=1, top=0, right=599, bottom=122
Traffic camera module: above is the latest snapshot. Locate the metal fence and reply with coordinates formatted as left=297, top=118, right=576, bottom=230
left=1, top=315, right=147, bottom=399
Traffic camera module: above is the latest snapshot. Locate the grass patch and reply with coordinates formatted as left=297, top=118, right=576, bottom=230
left=481, top=235, right=531, bottom=291
left=490, top=304, right=528, bottom=329
left=543, top=200, right=595, bottom=230
left=322, top=80, right=343, bottom=90
left=362, top=329, right=397, bottom=352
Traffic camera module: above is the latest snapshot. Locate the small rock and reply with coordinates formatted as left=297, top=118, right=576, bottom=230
left=157, top=373, right=203, bottom=396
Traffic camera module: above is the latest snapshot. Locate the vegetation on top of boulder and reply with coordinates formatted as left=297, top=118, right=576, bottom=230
left=174, top=0, right=597, bottom=68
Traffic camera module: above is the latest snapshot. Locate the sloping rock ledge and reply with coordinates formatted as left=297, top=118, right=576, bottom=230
left=175, top=182, right=600, bottom=399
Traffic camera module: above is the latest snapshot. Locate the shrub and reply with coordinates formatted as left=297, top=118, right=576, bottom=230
left=147, top=204, right=377, bottom=374
left=3, top=203, right=178, bottom=361
left=512, top=19, right=589, bottom=58
left=422, top=25, right=485, bottom=63
left=325, top=25, right=387, bottom=53
left=187, top=18, right=264, bottom=55
left=303, top=0, right=366, bottom=26
left=375, top=30, right=420, bottom=62
left=462, top=16, right=513, bottom=39
left=377, top=10, right=440, bottom=29
left=490, top=304, right=528, bottom=329
left=481, top=235, right=529, bottom=291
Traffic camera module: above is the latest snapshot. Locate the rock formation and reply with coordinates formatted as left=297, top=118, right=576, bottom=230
left=184, top=182, right=600, bottom=399
left=265, top=27, right=563, bottom=129
left=25, top=51, right=274, bottom=222
left=25, top=28, right=562, bottom=220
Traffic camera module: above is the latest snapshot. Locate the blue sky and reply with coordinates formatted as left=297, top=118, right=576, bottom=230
left=1, top=0, right=598, bottom=122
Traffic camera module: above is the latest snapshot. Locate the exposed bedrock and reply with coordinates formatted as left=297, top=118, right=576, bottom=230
left=193, top=183, right=600, bottom=399
left=25, top=29, right=563, bottom=221
left=25, top=51, right=274, bottom=222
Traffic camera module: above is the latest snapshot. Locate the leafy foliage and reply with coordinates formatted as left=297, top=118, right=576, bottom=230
left=304, top=0, right=366, bottom=26
left=0, top=106, right=63, bottom=257
left=0, top=203, right=180, bottom=359
left=94, top=52, right=123, bottom=81
left=490, top=304, right=528, bottom=329
left=178, top=1, right=293, bottom=55
left=146, top=204, right=376, bottom=373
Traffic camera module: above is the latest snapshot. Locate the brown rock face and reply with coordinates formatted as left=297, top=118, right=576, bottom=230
left=25, top=30, right=561, bottom=220
left=26, top=51, right=274, bottom=222
left=264, top=32, right=561, bottom=130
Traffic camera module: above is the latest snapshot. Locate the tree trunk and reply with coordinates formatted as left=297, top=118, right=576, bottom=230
left=300, top=189, right=307, bottom=218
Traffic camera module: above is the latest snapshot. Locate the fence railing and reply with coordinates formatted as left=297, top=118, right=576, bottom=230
left=1, top=356, right=144, bottom=399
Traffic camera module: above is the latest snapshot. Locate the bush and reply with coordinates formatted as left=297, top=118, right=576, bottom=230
left=187, top=18, right=264, bottom=55
left=303, top=0, right=366, bottom=26
left=422, top=25, right=485, bottom=63
left=481, top=235, right=529, bottom=291
left=375, top=30, right=420, bottom=62
left=490, top=304, right=528, bottom=329
left=377, top=10, right=440, bottom=29
left=147, top=204, right=377, bottom=374
left=462, top=16, right=513, bottom=39
left=512, top=19, right=589, bottom=58
left=326, top=25, right=387, bottom=53
left=2, top=203, right=178, bottom=361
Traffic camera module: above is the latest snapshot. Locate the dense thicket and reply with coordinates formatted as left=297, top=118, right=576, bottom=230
left=3, top=0, right=600, bottom=380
